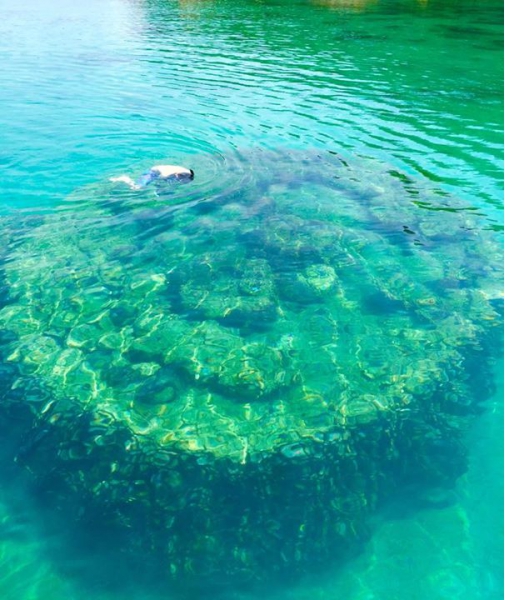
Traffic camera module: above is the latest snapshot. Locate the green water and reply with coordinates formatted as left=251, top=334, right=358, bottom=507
left=0, top=0, right=503, bottom=599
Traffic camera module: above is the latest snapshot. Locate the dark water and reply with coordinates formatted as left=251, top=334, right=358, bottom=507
left=0, top=1, right=503, bottom=599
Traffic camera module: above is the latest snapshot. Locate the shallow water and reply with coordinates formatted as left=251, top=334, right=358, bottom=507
left=0, top=0, right=503, bottom=599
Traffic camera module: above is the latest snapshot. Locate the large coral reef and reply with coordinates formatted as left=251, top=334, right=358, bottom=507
left=0, top=150, right=502, bottom=586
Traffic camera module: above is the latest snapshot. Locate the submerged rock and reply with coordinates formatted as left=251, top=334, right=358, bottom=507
left=0, top=148, right=502, bottom=588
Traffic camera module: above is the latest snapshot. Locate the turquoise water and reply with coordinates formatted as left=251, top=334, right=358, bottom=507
left=0, top=0, right=503, bottom=599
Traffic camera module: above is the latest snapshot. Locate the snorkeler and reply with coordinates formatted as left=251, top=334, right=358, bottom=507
left=110, top=165, right=194, bottom=190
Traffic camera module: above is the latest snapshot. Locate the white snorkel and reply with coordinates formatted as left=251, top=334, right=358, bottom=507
left=110, top=165, right=194, bottom=190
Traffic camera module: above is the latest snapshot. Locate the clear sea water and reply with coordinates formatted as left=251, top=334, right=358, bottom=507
left=0, top=0, right=503, bottom=599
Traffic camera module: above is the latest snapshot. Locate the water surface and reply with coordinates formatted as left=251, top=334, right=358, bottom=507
left=0, top=0, right=502, bottom=599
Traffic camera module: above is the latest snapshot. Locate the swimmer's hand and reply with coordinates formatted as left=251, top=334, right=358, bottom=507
left=109, top=175, right=140, bottom=190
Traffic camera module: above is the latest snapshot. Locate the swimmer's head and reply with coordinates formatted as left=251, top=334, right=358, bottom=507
left=173, top=168, right=194, bottom=182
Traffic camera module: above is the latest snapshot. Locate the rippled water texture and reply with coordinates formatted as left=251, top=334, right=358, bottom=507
left=0, top=1, right=503, bottom=599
